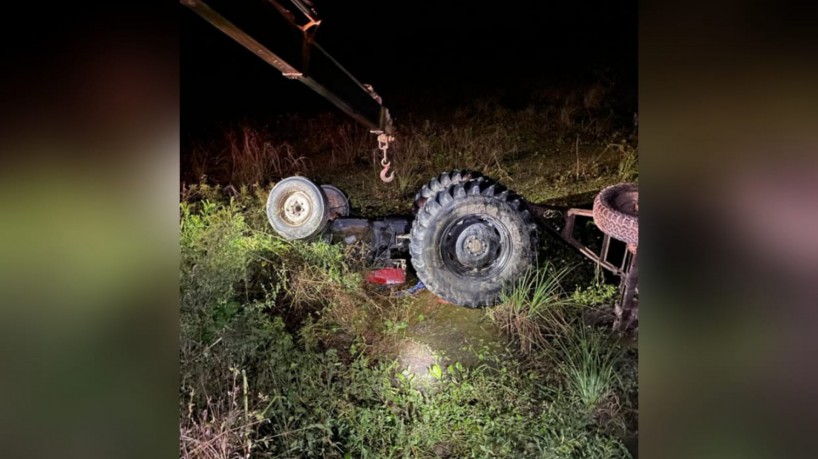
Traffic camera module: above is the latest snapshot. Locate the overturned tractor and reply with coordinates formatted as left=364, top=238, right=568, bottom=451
left=183, top=0, right=638, bottom=327
left=265, top=173, right=638, bottom=329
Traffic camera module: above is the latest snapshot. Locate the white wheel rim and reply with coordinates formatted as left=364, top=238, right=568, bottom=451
left=281, top=191, right=311, bottom=225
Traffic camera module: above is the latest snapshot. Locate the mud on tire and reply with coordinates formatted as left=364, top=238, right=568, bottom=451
left=409, top=179, right=538, bottom=307
left=592, top=183, right=638, bottom=244
left=412, top=170, right=486, bottom=214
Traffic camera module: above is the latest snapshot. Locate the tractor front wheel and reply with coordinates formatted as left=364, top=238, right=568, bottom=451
left=266, top=176, right=329, bottom=240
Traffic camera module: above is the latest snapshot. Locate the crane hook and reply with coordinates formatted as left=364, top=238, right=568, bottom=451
left=380, top=161, right=394, bottom=182
left=375, top=132, right=395, bottom=183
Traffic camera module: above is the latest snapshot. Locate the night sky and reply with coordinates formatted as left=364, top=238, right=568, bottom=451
left=181, top=0, right=636, bottom=129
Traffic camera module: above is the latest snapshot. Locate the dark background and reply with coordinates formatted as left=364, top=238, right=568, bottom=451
left=181, top=0, right=637, bottom=130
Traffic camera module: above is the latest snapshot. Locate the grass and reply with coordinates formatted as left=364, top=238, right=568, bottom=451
left=180, top=368, right=268, bottom=459
left=182, top=81, right=637, bottom=215
left=180, top=83, right=638, bottom=457
left=178, top=189, right=637, bottom=458
left=492, top=262, right=576, bottom=354
left=554, top=324, right=625, bottom=412
left=491, top=261, right=626, bottom=420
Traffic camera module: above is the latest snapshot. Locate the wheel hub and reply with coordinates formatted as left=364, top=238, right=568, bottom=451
left=443, top=217, right=506, bottom=273
left=282, top=191, right=311, bottom=225
left=464, top=235, right=487, bottom=256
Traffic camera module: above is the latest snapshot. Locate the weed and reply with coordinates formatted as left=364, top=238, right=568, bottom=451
left=180, top=197, right=289, bottom=345
left=384, top=319, right=408, bottom=336
left=224, top=124, right=310, bottom=185
left=600, top=140, right=639, bottom=182
left=573, top=281, right=619, bottom=307
left=554, top=324, right=624, bottom=412
left=180, top=368, right=272, bottom=459
left=492, top=262, right=576, bottom=354
left=329, top=122, right=372, bottom=166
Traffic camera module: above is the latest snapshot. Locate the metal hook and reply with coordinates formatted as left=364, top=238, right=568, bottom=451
left=380, top=161, right=394, bottom=182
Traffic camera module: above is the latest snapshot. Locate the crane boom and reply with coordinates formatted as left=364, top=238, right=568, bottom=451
left=181, top=0, right=394, bottom=135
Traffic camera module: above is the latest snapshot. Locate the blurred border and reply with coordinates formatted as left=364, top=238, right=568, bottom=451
left=641, top=1, right=818, bottom=458
left=0, top=4, right=179, bottom=458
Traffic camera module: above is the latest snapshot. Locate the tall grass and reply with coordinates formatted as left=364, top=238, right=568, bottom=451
left=182, top=80, right=637, bottom=207
left=180, top=368, right=271, bottom=459
left=223, top=125, right=311, bottom=185
left=554, top=324, right=624, bottom=411
left=491, top=263, right=575, bottom=354
left=329, top=122, right=373, bottom=167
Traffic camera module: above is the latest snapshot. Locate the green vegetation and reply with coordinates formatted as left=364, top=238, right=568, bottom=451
left=491, top=263, right=576, bottom=355
left=181, top=86, right=637, bottom=458
left=554, top=324, right=625, bottom=412
left=179, top=188, right=637, bottom=458
left=573, top=280, right=620, bottom=308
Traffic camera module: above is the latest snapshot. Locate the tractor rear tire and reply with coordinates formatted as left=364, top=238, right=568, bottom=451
left=409, top=179, right=538, bottom=307
left=412, top=170, right=486, bottom=214
left=592, top=183, right=638, bottom=245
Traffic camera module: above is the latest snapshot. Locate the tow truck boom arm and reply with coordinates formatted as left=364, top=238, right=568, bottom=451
left=181, top=0, right=394, bottom=135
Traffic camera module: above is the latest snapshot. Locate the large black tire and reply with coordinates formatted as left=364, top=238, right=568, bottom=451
left=266, top=176, right=329, bottom=240
left=410, top=179, right=538, bottom=307
left=593, top=183, right=638, bottom=245
left=412, top=170, right=486, bottom=214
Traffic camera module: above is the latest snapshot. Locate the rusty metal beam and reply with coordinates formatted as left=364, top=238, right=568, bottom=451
left=181, top=0, right=391, bottom=133
left=182, top=0, right=299, bottom=76
left=538, top=207, right=628, bottom=277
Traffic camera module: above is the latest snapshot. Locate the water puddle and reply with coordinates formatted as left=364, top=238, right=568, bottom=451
left=391, top=289, right=508, bottom=378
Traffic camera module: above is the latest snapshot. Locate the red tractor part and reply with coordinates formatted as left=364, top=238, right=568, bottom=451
left=365, top=268, right=406, bottom=285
